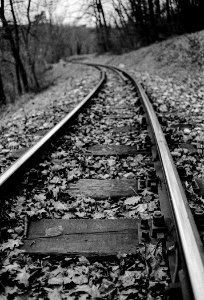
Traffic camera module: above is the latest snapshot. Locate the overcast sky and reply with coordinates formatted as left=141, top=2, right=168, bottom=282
left=55, top=0, right=85, bottom=24
left=55, top=0, right=113, bottom=26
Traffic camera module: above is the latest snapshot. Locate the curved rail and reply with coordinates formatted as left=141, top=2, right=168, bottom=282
left=115, top=65, right=204, bottom=300
left=0, top=66, right=106, bottom=195
left=135, top=79, right=204, bottom=300
left=1, top=59, right=204, bottom=299
left=73, top=61, right=204, bottom=300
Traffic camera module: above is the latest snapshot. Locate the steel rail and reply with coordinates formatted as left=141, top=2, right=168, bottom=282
left=116, top=66, right=204, bottom=300
left=0, top=67, right=106, bottom=194
left=113, top=65, right=204, bottom=300
left=135, top=80, right=204, bottom=300
left=74, top=61, right=204, bottom=300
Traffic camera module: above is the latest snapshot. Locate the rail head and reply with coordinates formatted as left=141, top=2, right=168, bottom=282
left=2, top=59, right=204, bottom=299
left=107, top=63, right=204, bottom=300
left=0, top=66, right=106, bottom=194
left=134, top=79, right=204, bottom=300
left=75, top=61, right=204, bottom=300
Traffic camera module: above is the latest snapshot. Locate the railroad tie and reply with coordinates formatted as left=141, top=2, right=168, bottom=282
left=85, top=144, right=150, bottom=156
left=105, top=114, right=136, bottom=119
left=22, top=144, right=146, bottom=255
left=23, top=219, right=139, bottom=256
left=111, top=126, right=139, bottom=133
left=69, top=178, right=138, bottom=199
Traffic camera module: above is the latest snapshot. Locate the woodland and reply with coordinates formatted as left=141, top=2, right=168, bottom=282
left=0, top=0, right=204, bottom=104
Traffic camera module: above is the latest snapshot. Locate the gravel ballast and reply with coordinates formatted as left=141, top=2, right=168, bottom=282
left=1, top=30, right=204, bottom=299
left=0, top=71, right=169, bottom=300
left=87, top=31, right=204, bottom=228
left=0, top=63, right=100, bottom=174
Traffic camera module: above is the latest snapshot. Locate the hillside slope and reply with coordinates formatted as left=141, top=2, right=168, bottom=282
left=90, top=30, right=204, bottom=82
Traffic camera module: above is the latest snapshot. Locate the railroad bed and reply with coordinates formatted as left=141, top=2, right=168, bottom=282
left=0, top=64, right=203, bottom=300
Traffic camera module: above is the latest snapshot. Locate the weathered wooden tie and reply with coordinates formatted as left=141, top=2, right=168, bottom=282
left=179, top=143, right=197, bottom=153
left=170, top=123, right=194, bottom=130
left=23, top=219, right=139, bottom=256
left=10, top=148, right=29, bottom=159
left=112, top=126, right=139, bottom=133
left=22, top=141, right=144, bottom=256
left=69, top=178, right=138, bottom=199
left=10, top=131, right=49, bottom=159
left=86, top=145, right=149, bottom=156
left=194, top=178, right=204, bottom=195
left=105, top=114, right=136, bottom=119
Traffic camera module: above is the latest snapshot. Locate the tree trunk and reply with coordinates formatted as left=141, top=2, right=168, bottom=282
left=15, top=63, right=22, bottom=94
left=178, top=0, right=192, bottom=31
left=0, top=0, right=29, bottom=93
left=166, top=0, right=171, bottom=22
left=11, top=39, right=29, bottom=92
left=31, top=62, right=40, bottom=90
left=148, top=0, right=155, bottom=26
left=96, top=0, right=109, bottom=51
left=155, top=0, right=161, bottom=19
left=9, top=0, right=29, bottom=92
left=0, top=67, right=6, bottom=104
left=148, top=0, right=157, bottom=41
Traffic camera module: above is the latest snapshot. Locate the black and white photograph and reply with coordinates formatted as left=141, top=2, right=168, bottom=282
left=0, top=1, right=204, bottom=299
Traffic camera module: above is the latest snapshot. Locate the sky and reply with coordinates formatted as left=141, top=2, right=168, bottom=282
left=2, top=0, right=112, bottom=27
left=1, top=0, right=90, bottom=26
left=55, top=0, right=86, bottom=25
left=55, top=0, right=113, bottom=26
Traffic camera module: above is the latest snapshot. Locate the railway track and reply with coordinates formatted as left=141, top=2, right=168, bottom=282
left=0, top=63, right=204, bottom=300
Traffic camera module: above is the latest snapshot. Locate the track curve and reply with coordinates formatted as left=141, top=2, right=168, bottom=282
left=0, top=67, right=106, bottom=195
left=0, top=61, right=203, bottom=300
left=71, top=61, right=204, bottom=300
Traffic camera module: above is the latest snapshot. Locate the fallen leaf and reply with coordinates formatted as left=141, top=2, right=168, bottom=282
left=53, top=186, right=60, bottom=198
left=124, top=196, right=141, bottom=206
left=45, top=226, right=64, bottom=237
left=53, top=201, right=67, bottom=211
left=7, top=141, right=18, bottom=148
left=34, top=194, right=46, bottom=201
left=75, top=212, right=86, bottom=218
left=123, top=172, right=135, bottom=178
left=72, top=285, right=100, bottom=298
left=50, top=176, right=61, bottom=184
left=72, top=274, right=88, bottom=285
left=93, top=212, right=105, bottom=219
left=99, top=279, right=116, bottom=296
left=136, top=203, right=148, bottom=213
left=141, top=188, right=153, bottom=196
left=107, top=158, right=116, bottom=166
left=62, top=213, right=75, bottom=219
left=121, top=271, right=142, bottom=287
left=151, top=266, right=168, bottom=281
left=4, top=286, right=18, bottom=295
left=48, top=289, right=62, bottom=300
left=0, top=239, right=22, bottom=251
left=16, top=268, right=30, bottom=287
left=48, top=277, right=64, bottom=285
left=2, top=262, right=20, bottom=273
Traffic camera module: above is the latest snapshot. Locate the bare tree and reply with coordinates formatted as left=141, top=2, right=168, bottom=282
left=81, top=0, right=110, bottom=52
left=0, top=65, right=6, bottom=104
left=0, top=0, right=29, bottom=93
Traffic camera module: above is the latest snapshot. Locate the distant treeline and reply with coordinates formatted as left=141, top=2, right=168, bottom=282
left=0, top=0, right=204, bottom=104
left=0, top=0, right=96, bottom=104
left=83, top=0, right=204, bottom=52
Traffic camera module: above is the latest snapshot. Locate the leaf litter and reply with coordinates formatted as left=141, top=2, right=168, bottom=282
left=0, top=70, right=168, bottom=299
left=0, top=62, right=99, bottom=174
